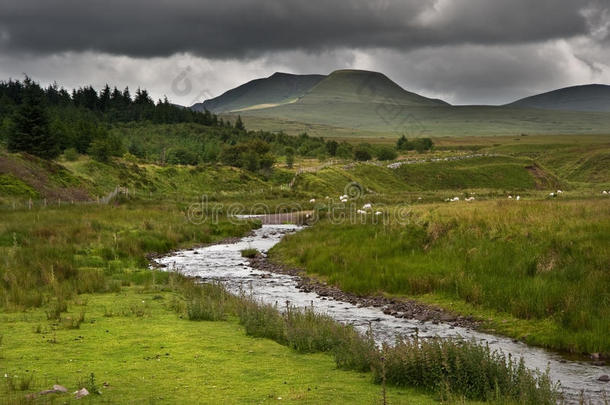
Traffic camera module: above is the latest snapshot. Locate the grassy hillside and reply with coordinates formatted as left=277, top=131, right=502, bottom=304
left=507, top=84, right=610, bottom=112
left=193, top=72, right=325, bottom=113
left=291, top=155, right=557, bottom=198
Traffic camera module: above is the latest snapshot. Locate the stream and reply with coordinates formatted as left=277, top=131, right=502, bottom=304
left=155, top=223, right=609, bottom=403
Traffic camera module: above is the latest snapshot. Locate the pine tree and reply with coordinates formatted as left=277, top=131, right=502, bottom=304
left=99, top=84, right=111, bottom=112
left=7, top=79, right=59, bottom=159
left=235, top=115, right=245, bottom=131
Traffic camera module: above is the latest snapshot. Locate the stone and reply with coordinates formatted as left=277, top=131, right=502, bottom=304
left=53, top=384, right=68, bottom=393
left=74, top=388, right=90, bottom=399
left=598, top=375, right=610, bottom=382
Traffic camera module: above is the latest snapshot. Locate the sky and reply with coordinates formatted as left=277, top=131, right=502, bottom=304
left=0, top=0, right=609, bottom=106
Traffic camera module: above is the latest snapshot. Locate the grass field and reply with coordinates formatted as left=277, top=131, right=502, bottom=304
left=270, top=199, right=610, bottom=356
left=1, top=288, right=439, bottom=405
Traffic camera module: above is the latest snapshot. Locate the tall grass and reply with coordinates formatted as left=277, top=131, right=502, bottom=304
left=271, top=199, right=610, bottom=355
left=231, top=290, right=558, bottom=403
left=0, top=203, right=255, bottom=310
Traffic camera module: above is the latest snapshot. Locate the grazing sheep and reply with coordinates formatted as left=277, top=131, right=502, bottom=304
left=309, top=198, right=316, bottom=203
left=465, top=197, right=475, bottom=201
left=557, top=190, right=563, bottom=194
left=549, top=192, right=556, bottom=197
left=508, top=195, right=513, bottom=199
left=362, top=203, right=372, bottom=210
left=451, top=197, right=460, bottom=202
left=603, top=191, right=608, bottom=195
left=516, top=196, right=520, bottom=201
left=357, top=209, right=367, bottom=215
left=374, top=211, right=383, bottom=216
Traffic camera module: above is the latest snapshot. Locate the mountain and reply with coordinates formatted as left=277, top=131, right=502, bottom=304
left=227, top=69, right=452, bottom=133
left=507, top=84, right=610, bottom=112
left=192, top=72, right=325, bottom=113
left=192, top=70, right=610, bottom=137
left=297, top=69, right=449, bottom=107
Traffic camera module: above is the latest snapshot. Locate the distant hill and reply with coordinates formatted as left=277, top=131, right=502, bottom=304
left=192, top=72, right=325, bottom=113
left=507, top=84, right=610, bottom=112
left=192, top=70, right=610, bottom=137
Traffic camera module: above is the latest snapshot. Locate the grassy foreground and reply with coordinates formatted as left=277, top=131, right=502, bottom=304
left=270, top=198, right=610, bottom=356
left=0, top=288, right=437, bottom=404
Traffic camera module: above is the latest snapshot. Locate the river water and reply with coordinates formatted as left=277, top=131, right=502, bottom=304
left=155, top=223, right=609, bottom=403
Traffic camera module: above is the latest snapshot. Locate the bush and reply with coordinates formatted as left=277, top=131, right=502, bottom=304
left=63, top=147, right=79, bottom=161
left=167, top=147, right=198, bottom=165
left=354, top=146, right=372, bottom=161
left=376, top=146, right=397, bottom=161
left=88, top=138, right=112, bottom=162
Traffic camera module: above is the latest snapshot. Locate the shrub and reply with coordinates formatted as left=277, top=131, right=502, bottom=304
left=63, top=147, right=79, bottom=161
left=376, top=146, right=397, bottom=161
left=354, top=147, right=372, bottom=161
left=167, top=147, right=198, bottom=165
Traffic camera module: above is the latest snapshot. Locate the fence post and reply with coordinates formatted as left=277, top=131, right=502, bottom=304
left=43, top=198, right=47, bottom=208
left=28, top=198, right=32, bottom=210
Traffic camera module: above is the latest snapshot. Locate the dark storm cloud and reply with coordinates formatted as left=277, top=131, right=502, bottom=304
left=0, top=0, right=603, bottom=58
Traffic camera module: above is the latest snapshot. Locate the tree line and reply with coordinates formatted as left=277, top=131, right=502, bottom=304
left=0, top=77, right=434, bottom=172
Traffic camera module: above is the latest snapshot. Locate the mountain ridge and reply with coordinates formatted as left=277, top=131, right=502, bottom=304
left=192, top=72, right=325, bottom=113
left=506, top=84, right=610, bottom=112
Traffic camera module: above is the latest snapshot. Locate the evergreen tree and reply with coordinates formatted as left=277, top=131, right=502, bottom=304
left=7, top=79, right=59, bottom=159
left=99, top=84, right=111, bottom=111
left=235, top=115, right=245, bottom=131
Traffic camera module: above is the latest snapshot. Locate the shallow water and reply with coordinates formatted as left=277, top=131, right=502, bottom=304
left=156, top=224, right=609, bottom=403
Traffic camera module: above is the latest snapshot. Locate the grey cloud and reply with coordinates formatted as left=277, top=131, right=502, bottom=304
left=0, top=0, right=603, bottom=58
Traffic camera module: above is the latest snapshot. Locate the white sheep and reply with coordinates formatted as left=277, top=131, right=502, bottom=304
left=374, top=211, right=383, bottom=216
left=356, top=209, right=367, bottom=215
left=508, top=195, right=513, bottom=199
left=549, top=192, right=556, bottom=197
left=362, top=203, right=372, bottom=210
left=603, top=191, right=608, bottom=195
left=309, top=198, right=316, bottom=203
left=516, top=196, right=520, bottom=201
left=451, top=197, right=460, bottom=202
left=465, top=197, right=475, bottom=202
left=557, top=190, right=563, bottom=194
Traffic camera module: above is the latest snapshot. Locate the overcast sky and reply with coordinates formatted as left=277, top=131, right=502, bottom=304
left=0, top=0, right=608, bottom=105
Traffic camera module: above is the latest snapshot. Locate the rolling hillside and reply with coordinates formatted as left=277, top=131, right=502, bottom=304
left=507, top=84, right=610, bottom=112
left=192, top=72, right=325, bottom=113
left=197, top=69, right=610, bottom=137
